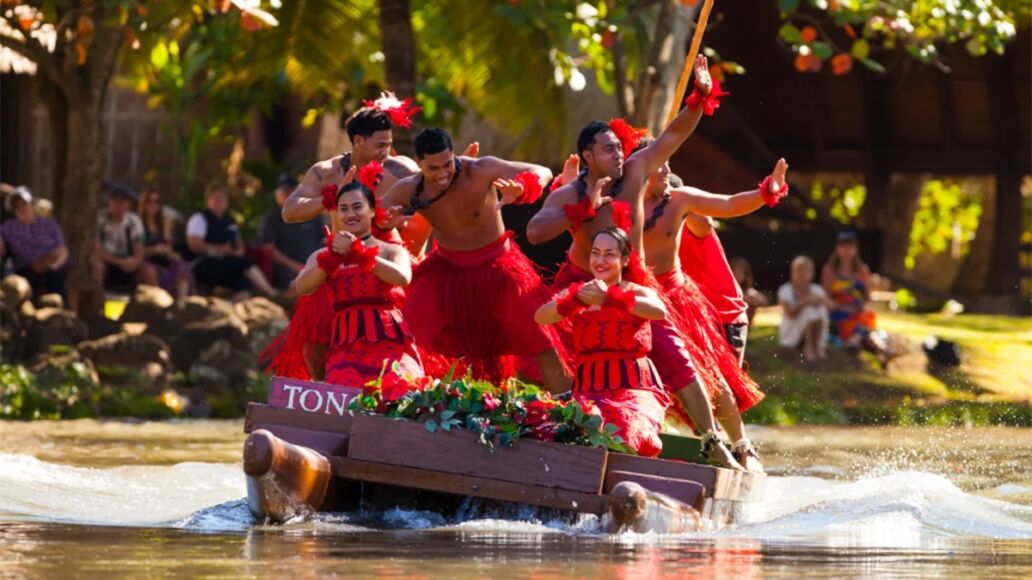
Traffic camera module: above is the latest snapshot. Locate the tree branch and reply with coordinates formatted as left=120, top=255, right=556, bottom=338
left=0, top=26, right=71, bottom=93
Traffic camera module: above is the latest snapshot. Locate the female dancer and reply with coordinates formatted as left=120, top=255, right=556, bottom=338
left=535, top=227, right=669, bottom=457
left=294, top=176, right=423, bottom=386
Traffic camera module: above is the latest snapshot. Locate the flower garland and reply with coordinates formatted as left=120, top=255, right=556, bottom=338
left=349, top=362, right=629, bottom=452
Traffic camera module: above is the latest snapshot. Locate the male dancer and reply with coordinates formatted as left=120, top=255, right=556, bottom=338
left=527, top=56, right=745, bottom=468
left=638, top=152, right=789, bottom=471
left=379, top=128, right=568, bottom=391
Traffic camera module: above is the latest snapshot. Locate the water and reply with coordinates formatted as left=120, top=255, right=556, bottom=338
left=1, top=421, right=1030, bottom=577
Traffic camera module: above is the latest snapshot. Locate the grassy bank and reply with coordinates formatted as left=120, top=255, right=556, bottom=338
left=742, top=309, right=1032, bottom=427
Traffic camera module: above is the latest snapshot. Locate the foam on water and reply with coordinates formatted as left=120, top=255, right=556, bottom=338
left=1, top=452, right=1030, bottom=545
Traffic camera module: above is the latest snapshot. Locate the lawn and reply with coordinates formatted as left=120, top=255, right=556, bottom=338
left=741, top=308, right=1032, bottom=426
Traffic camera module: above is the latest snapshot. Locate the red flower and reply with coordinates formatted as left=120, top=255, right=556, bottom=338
left=380, top=368, right=411, bottom=402
left=358, top=161, right=384, bottom=191
left=524, top=399, right=550, bottom=426
left=482, top=392, right=501, bottom=412
left=411, top=376, right=435, bottom=392
left=579, top=398, right=602, bottom=417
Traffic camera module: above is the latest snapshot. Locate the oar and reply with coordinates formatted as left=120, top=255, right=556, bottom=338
left=663, top=0, right=716, bottom=128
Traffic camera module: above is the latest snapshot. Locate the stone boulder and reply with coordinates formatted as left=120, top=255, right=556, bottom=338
left=37, top=293, right=64, bottom=310
left=234, top=297, right=288, bottom=355
left=119, top=285, right=175, bottom=334
left=1, top=274, right=31, bottom=310
left=77, top=332, right=174, bottom=387
left=27, top=347, right=100, bottom=390
left=23, top=307, right=89, bottom=359
left=189, top=339, right=255, bottom=391
left=164, top=297, right=249, bottom=372
left=81, top=312, right=124, bottom=341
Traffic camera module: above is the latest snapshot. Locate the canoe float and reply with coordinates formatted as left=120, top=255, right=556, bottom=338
left=243, top=377, right=765, bottom=532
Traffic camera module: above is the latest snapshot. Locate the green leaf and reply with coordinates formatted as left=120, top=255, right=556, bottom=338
left=778, top=0, right=800, bottom=14
left=425, top=419, right=438, bottom=433
left=778, top=24, right=801, bottom=44
left=151, top=42, right=169, bottom=70
left=441, top=409, right=455, bottom=420
left=811, top=41, right=834, bottom=60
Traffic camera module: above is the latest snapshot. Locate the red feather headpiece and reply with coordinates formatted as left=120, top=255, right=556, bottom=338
left=363, top=91, right=422, bottom=129
left=358, top=160, right=384, bottom=192
left=608, top=118, right=648, bottom=157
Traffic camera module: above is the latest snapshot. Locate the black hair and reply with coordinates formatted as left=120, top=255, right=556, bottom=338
left=336, top=181, right=376, bottom=209
left=592, top=226, right=632, bottom=260
left=668, top=173, right=684, bottom=188
left=632, top=136, right=653, bottom=156
left=414, top=128, right=453, bottom=159
left=577, top=121, right=614, bottom=163
left=345, top=107, right=393, bottom=142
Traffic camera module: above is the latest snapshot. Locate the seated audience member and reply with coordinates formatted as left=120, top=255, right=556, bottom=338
left=187, top=184, right=278, bottom=301
left=93, top=185, right=153, bottom=292
left=778, top=255, right=830, bottom=362
left=821, top=231, right=894, bottom=363
left=729, top=256, right=769, bottom=327
left=139, top=186, right=193, bottom=300
left=261, top=173, right=324, bottom=291
left=0, top=187, right=69, bottom=299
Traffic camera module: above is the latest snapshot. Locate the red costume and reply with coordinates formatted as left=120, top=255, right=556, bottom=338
left=565, top=286, right=668, bottom=458
left=259, top=285, right=333, bottom=380
left=678, top=230, right=748, bottom=327
left=403, top=232, right=562, bottom=384
left=324, top=262, right=423, bottom=386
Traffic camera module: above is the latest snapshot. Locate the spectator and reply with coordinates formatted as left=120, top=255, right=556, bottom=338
left=0, top=187, right=69, bottom=300
left=187, top=184, right=278, bottom=301
left=93, top=185, right=154, bottom=292
left=260, top=173, right=324, bottom=291
left=778, top=255, right=829, bottom=362
left=822, top=231, right=894, bottom=362
left=139, top=186, right=194, bottom=300
left=729, top=257, right=769, bottom=326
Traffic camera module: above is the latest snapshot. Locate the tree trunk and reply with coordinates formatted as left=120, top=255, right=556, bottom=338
left=630, top=0, right=693, bottom=134
left=986, top=52, right=1025, bottom=295
left=880, top=173, right=927, bottom=279
left=378, top=0, right=418, bottom=153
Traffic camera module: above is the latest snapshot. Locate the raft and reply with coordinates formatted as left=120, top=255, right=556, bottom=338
left=243, top=377, right=765, bottom=532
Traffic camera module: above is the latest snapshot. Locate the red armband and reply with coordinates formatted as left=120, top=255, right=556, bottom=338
left=563, top=197, right=596, bottom=232
left=316, top=249, right=343, bottom=275
left=758, top=175, right=789, bottom=208
left=604, top=285, right=636, bottom=312
left=343, top=240, right=380, bottom=273
left=512, top=171, right=544, bottom=205
left=549, top=175, right=565, bottom=193
left=321, top=184, right=337, bottom=212
left=684, top=78, right=730, bottom=117
left=556, top=283, right=587, bottom=318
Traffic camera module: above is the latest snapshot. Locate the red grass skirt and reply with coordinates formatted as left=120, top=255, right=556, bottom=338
left=403, top=232, right=563, bottom=384
left=258, top=284, right=334, bottom=380
left=656, top=269, right=764, bottom=414
left=575, top=388, right=669, bottom=458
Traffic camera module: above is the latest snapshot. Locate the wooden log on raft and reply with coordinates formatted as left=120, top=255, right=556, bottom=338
left=243, top=429, right=333, bottom=522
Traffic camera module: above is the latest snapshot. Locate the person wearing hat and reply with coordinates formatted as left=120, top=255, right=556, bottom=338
left=0, top=186, right=69, bottom=299
left=92, top=184, right=152, bottom=292
left=260, top=173, right=326, bottom=291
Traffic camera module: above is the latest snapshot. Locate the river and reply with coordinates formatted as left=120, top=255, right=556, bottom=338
left=1, top=420, right=1030, bottom=577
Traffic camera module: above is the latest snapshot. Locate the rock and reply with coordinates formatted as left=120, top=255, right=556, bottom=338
left=27, top=347, right=100, bottom=390
left=168, top=316, right=250, bottom=372
left=1, top=303, right=24, bottom=361
left=77, top=332, right=174, bottom=387
left=23, top=307, right=89, bottom=359
left=248, top=318, right=288, bottom=358
left=234, top=297, right=287, bottom=332
left=1, top=274, right=31, bottom=310
left=37, top=293, right=64, bottom=310
left=189, top=339, right=255, bottom=391
left=120, top=285, right=175, bottom=333
left=81, top=312, right=124, bottom=340
left=174, top=296, right=237, bottom=326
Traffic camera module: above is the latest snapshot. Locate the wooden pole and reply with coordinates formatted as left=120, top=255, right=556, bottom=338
left=663, top=0, right=716, bottom=128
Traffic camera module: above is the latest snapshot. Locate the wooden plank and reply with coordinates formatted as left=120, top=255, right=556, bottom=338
left=603, top=470, right=706, bottom=512
left=244, top=403, right=354, bottom=435
left=606, top=453, right=742, bottom=501
left=346, top=414, right=608, bottom=494
left=332, top=457, right=609, bottom=515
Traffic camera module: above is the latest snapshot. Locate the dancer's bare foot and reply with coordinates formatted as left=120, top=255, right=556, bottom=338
left=702, top=431, right=745, bottom=471
left=732, top=439, right=765, bottom=473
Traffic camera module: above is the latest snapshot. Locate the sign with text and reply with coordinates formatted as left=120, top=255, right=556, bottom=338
left=268, top=377, right=362, bottom=417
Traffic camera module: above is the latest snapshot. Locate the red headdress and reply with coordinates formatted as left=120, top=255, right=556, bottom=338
left=608, top=118, right=648, bottom=157
left=363, top=91, right=422, bottom=129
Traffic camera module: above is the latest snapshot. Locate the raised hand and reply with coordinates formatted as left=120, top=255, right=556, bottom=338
left=462, top=141, right=480, bottom=158
left=379, top=205, right=413, bottom=230
left=769, top=158, right=789, bottom=191
left=332, top=230, right=356, bottom=256
left=578, top=279, right=608, bottom=306
left=692, top=54, right=712, bottom=97
left=493, top=178, right=525, bottom=210
left=559, top=154, right=580, bottom=184
left=590, top=176, right=613, bottom=210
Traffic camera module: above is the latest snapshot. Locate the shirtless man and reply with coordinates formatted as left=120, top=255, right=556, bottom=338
left=639, top=152, right=789, bottom=472
left=526, top=56, right=745, bottom=468
left=379, top=128, right=568, bottom=391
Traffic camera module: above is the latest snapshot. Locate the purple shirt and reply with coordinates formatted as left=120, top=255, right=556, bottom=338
left=1, top=217, right=65, bottom=270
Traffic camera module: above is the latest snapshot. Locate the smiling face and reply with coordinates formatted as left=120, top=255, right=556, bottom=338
left=590, top=232, right=628, bottom=286
left=336, top=188, right=373, bottom=236
left=583, top=130, right=624, bottom=180
left=353, top=129, right=393, bottom=164
left=417, top=149, right=457, bottom=191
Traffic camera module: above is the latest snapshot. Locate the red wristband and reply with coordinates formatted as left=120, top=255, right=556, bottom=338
left=549, top=175, right=565, bottom=193
left=317, top=249, right=343, bottom=275
left=563, top=196, right=596, bottom=232
left=321, top=184, right=337, bottom=212
left=556, top=283, right=587, bottom=317
left=684, top=78, right=730, bottom=117
left=758, top=175, right=788, bottom=208
left=604, top=285, right=636, bottom=312
left=513, top=171, right=544, bottom=205
left=343, top=240, right=380, bottom=272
